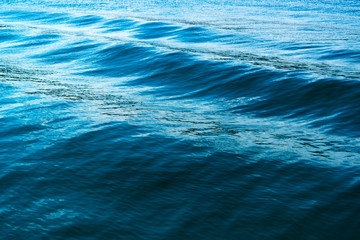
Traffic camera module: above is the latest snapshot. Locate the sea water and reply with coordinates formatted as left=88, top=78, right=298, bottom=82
left=0, top=0, right=359, bottom=239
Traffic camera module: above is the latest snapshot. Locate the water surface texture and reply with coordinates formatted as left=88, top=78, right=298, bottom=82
left=1, top=0, right=360, bottom=239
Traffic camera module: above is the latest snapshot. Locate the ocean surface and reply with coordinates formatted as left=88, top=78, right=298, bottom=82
left=0, top=0, right=360, bottom=239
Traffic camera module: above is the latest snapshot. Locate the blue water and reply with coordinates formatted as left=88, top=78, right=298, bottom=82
left=1, top=0, right=360, bottom=239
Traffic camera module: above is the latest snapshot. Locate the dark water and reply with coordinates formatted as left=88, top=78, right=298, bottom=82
left=1, top=0, right=360, bottom=239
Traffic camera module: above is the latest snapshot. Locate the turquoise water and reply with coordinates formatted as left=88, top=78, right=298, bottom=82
left=0, top=0, right=360, bottom=239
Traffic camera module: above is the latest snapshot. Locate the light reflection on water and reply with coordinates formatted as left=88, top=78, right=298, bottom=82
left=0, top=1, right=360, bottom=239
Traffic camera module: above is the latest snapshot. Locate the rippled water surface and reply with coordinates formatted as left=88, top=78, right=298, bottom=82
left=1, top=0, right=360, bottom=239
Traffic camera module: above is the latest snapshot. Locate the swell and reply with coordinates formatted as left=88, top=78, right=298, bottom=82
left=1, top=9, right=360, bottom=137
left=1, top=120, right=360, bottom=239
left=1, top=4, right=360, bottom=240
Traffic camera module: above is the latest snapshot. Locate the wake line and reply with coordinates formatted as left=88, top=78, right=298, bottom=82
left=1, top=18, right=359, bottom=80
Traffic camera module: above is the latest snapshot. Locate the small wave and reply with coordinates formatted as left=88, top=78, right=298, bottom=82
left=1, top=3, right=360, bottom=239
left=68, top=14, right=104, bottom=27
left=1, top=10, right=358, bottom=136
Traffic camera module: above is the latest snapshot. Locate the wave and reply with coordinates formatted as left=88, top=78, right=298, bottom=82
left=1, top=2, right=360, bottom=240
left=0, top=8, right=360, bottom=137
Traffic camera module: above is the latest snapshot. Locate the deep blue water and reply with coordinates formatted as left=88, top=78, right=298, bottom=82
left=1, top=0, right=360, bottom=239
